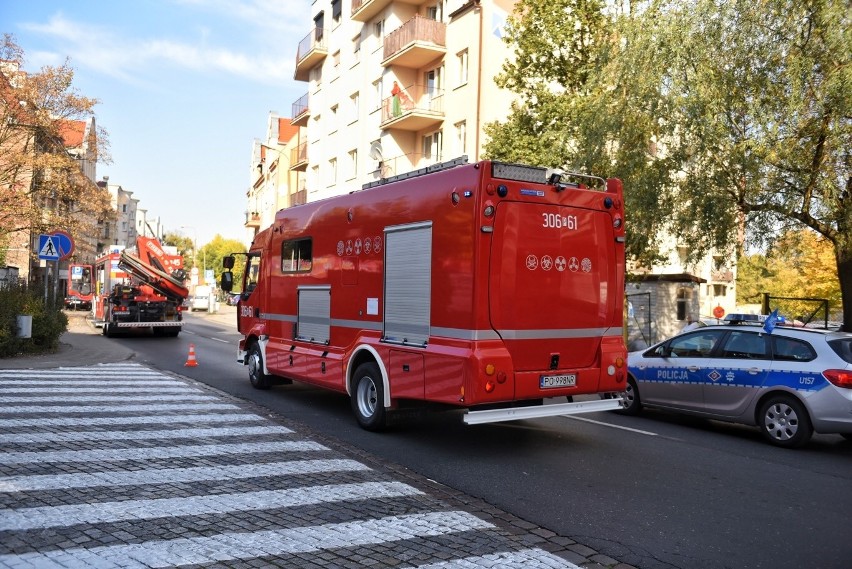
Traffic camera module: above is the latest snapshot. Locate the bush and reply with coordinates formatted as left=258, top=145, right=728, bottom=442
left=0, top=286, right=68, bottom=358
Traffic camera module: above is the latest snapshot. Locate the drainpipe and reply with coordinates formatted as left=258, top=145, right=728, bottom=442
left=475, top=0, right=483, bottom=160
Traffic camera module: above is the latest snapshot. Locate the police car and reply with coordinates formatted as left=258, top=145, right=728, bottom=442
left=622, top=315, right=852, bottom=448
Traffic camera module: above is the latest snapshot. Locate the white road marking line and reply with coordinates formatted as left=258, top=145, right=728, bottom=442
left=0, top=412, right=264, bottom=428
left=0, top=511, right=492, bottom=568
left=0, top=394, right=217, bottom=403
left=414, top=548, right=582, bottom=568
left=0, top=481, right=424, bottom=531
left=0, top=424, right=293, bottom=444
left=1, top=440, right=327, bottom=465
left=0, top=459, right=370, bottom=492
left=211, top=337, right=230, bottom=343
left=0, top=402, right=239, bottom=414
left=563, top=415, right=658, bottom=436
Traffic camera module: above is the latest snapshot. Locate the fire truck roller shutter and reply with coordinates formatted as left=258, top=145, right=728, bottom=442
left=297, top=286, right=331, bottom=343
left=384, top=222, right=432, bottom=346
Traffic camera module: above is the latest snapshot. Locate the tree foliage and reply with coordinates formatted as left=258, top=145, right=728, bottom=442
left=0, top=34, right=113, bottom=259
left=201, top=235, right=247, bottom=291
left=485, top=0, right=852, bottom=329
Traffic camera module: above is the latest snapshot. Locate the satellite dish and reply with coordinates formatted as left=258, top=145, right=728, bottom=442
left=368, top=141, right=383, bottom=161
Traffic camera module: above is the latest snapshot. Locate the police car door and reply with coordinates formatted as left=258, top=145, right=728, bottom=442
left=702, top=329, right=770, bottom=417
left=640, top=329, right=727, bottom=411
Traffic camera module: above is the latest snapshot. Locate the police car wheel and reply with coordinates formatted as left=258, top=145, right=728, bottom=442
left=247, top=344, right=272, bottom=390
left=351, top=362, right=387, bottom=431
left=616, top=376, right=642, bottom=416
left=758, top=395, right=812, bottom=448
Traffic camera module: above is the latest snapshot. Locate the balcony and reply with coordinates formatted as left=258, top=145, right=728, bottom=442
left=290, top=141, right=308, bottom=171
left=294, top=28, right=327, bottom=81
left=382, top=15, right=446, bottom=68
left=291, top=93, right=310, bottom=127
left=380, top=83, right=444, bottom=131
left=245, top=212, right=261, bottom=228
left=711, top=270, right=734, bottom=283
left=351, top=0, right=429, bottom=22
left=373, top=152, right=444, bottom=178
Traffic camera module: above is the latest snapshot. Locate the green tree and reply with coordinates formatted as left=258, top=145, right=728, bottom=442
left=485, top=0, right=852, bottom=330
left=200, top=235, right=246, bottom=291
left=162, top=232, right=194, bottom=269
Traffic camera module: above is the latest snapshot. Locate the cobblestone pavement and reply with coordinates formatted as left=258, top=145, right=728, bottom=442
left=0, top=363, right=636, bottom=569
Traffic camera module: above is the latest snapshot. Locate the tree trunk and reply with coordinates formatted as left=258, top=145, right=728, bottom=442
left=836, top=246, right=852, bottom=333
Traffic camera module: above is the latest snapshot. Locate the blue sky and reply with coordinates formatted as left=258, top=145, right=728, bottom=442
left=3, top=0, right=311, bottom=247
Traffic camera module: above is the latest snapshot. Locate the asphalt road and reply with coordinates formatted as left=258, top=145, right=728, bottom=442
left=117, top=311, right=852, bottom=569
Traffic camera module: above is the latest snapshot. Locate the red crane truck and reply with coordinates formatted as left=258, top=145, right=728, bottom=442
left=94, top=236, right=189, bottom=337
left=221, top=158, right=628, bottom=429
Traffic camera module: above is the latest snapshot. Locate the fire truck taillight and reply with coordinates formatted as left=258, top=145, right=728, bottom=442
left=483, top=204, right=495, bottom=217
left=485, top=380, right=496, bottom=393
left=613, top=216, right=623, bottom=229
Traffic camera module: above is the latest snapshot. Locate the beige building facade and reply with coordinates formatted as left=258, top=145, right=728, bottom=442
left=290, top=0, right=518, bottom=201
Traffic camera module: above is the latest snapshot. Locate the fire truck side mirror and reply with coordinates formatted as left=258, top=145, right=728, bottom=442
left=220, top=271, right=233, bottom=292
left=222, top=255, right=235, bottom=269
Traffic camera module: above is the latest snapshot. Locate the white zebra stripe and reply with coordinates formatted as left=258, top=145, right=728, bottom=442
left=0, top=481, right=424, bottom=531
left=0, top=459, right=370, bottom=492
left=1, top=440, right=327, bottom=465
left=0, top=386, right=201, bottom=393
left=0, top=394, right=216, bottom=403
left=0, top=381, right=189, bottom=387
left=411, top=548, right=581, bottom=568
left=0, top=403, right=239, bottom=413
left=0, top=369, right=167, bottom=377
left=0, top=424, right=293, bottom=444
left=0, top=511, right=495, bottom=568
left=0, top=412, right=264, bottom=428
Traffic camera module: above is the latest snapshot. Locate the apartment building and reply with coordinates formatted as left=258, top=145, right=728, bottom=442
left=289, top=0, right=518, bottom=201
left=245, top=113, right=304, bottom=241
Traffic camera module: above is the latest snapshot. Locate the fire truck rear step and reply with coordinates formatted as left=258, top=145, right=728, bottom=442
left=463, top=397, right=623, bottom=425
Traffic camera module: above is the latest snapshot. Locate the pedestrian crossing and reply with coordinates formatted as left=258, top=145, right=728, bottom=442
left=0, top=363, right=581, bottom=568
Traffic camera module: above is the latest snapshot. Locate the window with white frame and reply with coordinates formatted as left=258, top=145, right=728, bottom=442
left=311, top=165, right=320, bottom=190
left=455, top=121, right=466, bottom=156
left=427, top=2, right=444, bottom=21
left=352, top=33, right=361, bottom=64
left=350, top=91, right=359, bottom=123
left=373, top=20, right=385, bottom=52
left=423, top=130, right=442, bottom=163
left=328, top=158, right=337, bottom=186
left=348, top=149, right=358, bottom=179
left=372, top=79, right=383, bottom=112
left=330, top=104, right=338, bottom=132
left=457, top=49, right=468, bottom=86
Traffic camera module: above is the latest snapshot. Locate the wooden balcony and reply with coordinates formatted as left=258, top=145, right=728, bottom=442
left=351, top=0, right=429, bottom=23
left=711, top=270, right=734, bottom=283
left=291, top=93, right=310, bottom=127
left=294, top=28, right=327, bottom=82
left=290, top=141, right=308, bottom=171
left=379, top=84, right=444, bottom=131
left=382, top=15, right=446, bottom=68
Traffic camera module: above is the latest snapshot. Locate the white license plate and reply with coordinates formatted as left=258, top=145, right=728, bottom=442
left=540, top=374, right=577, bottom=388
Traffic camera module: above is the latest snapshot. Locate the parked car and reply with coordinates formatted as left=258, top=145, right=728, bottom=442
left=63, top=295, right=91, bottom=311
left=622, top=315, right=852, bottom=448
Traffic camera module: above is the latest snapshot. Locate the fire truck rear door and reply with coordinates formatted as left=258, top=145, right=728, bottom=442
left=489, top=201, right=616, bottom=371
left=383, top=222, right=432, bottom=347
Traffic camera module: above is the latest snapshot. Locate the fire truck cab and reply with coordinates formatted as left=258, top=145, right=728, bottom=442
left=222, top=158, right=627, bottom=430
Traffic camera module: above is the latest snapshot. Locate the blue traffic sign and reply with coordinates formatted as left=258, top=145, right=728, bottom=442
left=38, top=234, right=60, bottom=261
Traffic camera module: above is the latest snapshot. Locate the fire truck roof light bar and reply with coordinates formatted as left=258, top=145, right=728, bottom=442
left=362, top=156, right=469, bottom=190
left=463, top=397, right=623, bottom=425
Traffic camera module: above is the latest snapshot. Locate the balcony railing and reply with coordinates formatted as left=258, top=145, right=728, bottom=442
left=711, top=270, right=734, bottom=283
left=290, top=141, right=308, bottom=171
left=372, top=152, right=444, bottom=179
left=245, top=212, right=261, bottom=228
left=352, top=0, right=430, bottom=22
left=382, top=15, right=446, bottom=68
left=294, top=28, right=327, bottom=81
left=380, top=83, right=445, bottom=131
left=291, top=93, right=310, bottom=127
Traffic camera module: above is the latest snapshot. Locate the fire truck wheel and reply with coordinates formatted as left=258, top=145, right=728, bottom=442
left=103, top=323, right=113, bottom=338
left=351, top=362, right=387, bottom=431
left=247, top=344, right=272, bottom=390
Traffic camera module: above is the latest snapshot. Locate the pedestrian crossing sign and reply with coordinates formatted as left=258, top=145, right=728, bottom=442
left=38, top=234, right=60, bottom=260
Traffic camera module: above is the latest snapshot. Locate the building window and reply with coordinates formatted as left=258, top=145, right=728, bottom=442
left=330, top=104, right=338, bottom=132
left=457, top=49, right=468, bottom=86
left=427, top=2, right=443, bottom=22
left=331, top=0, right=341, bottom=26
left=676, top=287, right=693, bottom=321
left=455, top=120, right=466, bottom=156
left=328, top=158, right=337, bottom=186
left=373, top=19, right=385, bottom=52
left=372, top=79, right=383, bottom=112
left=122, top=204, right=127, bottom=213
left=423, top=130, right=442, bottom=163
left=350, top=91, right=359, bottom=123
left=713, top=284, right=727, bottom=297
left=348, top=149, right=358, bottom=179
left=352, top=33, right=361, bottom=63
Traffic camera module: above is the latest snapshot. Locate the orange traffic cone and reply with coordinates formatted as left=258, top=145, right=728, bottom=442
left=184, top=343, right=199, bottom=367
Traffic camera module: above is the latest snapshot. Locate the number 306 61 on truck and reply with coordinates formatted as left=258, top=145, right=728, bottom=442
left=221, top=158, right=628, bottom=430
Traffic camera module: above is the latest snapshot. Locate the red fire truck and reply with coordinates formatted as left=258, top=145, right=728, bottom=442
left=94, top=236, right=189, bottom=337
left=221, top=158, right=628, bottom=429
left=65, top=264, right=94, bottom=310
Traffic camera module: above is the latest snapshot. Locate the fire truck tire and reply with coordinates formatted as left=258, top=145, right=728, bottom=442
left=247, top=343, right=272, bottom=390
left=351, top=362, right=387, bottom=431
left=103, top=323, right=114, bottom=338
